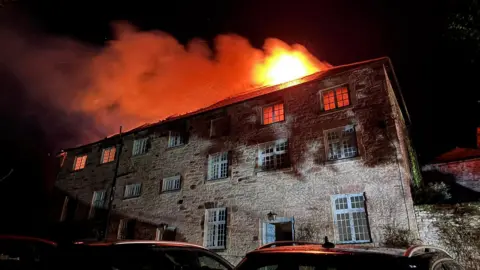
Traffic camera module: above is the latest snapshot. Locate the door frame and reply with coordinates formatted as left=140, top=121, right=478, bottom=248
left=260, top=217, right=295, bottom=245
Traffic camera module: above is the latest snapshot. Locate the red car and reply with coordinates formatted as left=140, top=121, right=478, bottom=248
left=0, top=235, right=58, bottom=270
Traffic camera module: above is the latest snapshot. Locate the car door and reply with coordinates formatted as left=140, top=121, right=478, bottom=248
left=194, top=249, right=233, bottom=270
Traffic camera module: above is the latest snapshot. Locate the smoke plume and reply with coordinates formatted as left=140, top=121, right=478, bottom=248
left=0, top=17, right=329, bottom=148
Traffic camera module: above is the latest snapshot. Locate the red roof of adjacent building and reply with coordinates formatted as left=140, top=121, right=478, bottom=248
left=432, top=147, right=480, bottom=164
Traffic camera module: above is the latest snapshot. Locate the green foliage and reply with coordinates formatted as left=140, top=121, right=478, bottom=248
left=413, top=182, right=452, bottom=204
left=407, top=137, right=422, bottom=187
left=382, top=225, right=415, bottom=248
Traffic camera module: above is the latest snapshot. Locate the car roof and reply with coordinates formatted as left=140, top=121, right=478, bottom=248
left=248, top=244, right=405, bottom=257
left=0, top=235, right=57, bottom=246
left=76, top=240, right=207, bottom=250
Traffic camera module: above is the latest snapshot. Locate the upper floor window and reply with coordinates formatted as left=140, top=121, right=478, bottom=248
left=162, top=175, right=181, bottom=192
left=210, top=117, right=229, bottom=137
left=73, top=155, right=87, bottom=171
left=124, top=183, right=142, bottom=199
left=331, top=193, right=370, bottom=244
left=263, top=103, right=285, bottom=125
left=133, top=138, right=148, bottom=156
left=325, top=125, right=358, bottom=160
left=208, top=152, right=229, bottom=180
left=258, top=139, right=289, bottom=170
left=168, top=131, right=185, bottom=148
left=203, top=208, right=227, bottom=249
left=101, top=147, right=116, bottom=164
left=322, top=86, right=350, bottom=111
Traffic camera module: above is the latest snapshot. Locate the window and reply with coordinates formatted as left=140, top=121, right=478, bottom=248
left=132, top=138, right=148, bottom=156
left=101, top=147, right=116, bottom=164
left=322, top=86, right=350, bottom=111
left=73, top=155, right=87, bottom=171
left=210, top=117, right=229, bottom=137
left=168, top=131, right=185, bottom=148
left=208, top=152, right=229, bottom=180
left=162, top=175, right=181, bottom=192
left=332, top=193, right=370, bottom=243
left=258, top=140, right=289, bottom=170
left=89, top=190, right=106, bottom=218
left=197, top=250, right=230, bottom=270
left=325, top=125, right=358, bottom=160
left=204, top=208, right=227, bottom=249
left=263, top=103, right=285, bottom=125
left=124, top=183, right=141, bottom=198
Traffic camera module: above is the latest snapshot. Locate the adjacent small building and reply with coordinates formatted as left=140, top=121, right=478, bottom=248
left=53, top=57, right=418, bottom=263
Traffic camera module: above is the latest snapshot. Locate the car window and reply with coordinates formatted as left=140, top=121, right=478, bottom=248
left=111, top=245, right=171, bottom=270
left=196, top=250, right=230, bottom=270
left=0, top=238, right=56, bottom=270
left=162, top=248, right=199, bottom=270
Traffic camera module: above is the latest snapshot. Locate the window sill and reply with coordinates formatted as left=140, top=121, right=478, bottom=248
left=207, top=246, right=226, bottom=251
left=324, top=156, right=361, bottom=166
left=256, top=166, right=293, bottom=176
left=131, top=152, right=149, bottom=158
left=319, top=106, right=352, bottom=116
left=122, top=195, right=141, bottom=200
left=261, top=120, right=286, bottom=126
left=335, top=240, right=371, bottom=245
left=161, top=189, right=181, bottom=194
left=205, top=177, right=230, bottom=184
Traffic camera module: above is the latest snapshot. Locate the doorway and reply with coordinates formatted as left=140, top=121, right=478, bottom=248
left=262, top=217, right=295, bottom=245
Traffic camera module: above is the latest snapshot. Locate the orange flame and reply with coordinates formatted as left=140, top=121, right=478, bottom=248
left=254, top=39, right=330, bottom=86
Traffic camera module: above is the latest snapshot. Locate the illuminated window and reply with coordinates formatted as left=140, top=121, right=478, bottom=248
left=124, top=183, right=141, bottom=199
left=73, top=155, right=87, bottom=171
left=168, top=131, right=185, bottom=148
left=133, top=138, right=148, bottom=156
left=208, top=152, right=229, bottom=180
left=332, top=193, right=370, bottom=243
left=263, top=103, right=285, bottom=125
left=101, top=147, right=116, bottom=164
left=203, top=208, right=227, bottom=249
left=162, top=175, right=181, bottom=192
left=258, top=139, right=289, bottom=170
left=325, top=125, right=358, bottom=160
left=322, top=86, right=350, bottom=111
left=89, top=190, right=106, bottom=219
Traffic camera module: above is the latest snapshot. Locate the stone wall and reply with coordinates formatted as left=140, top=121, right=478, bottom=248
left=415, top=203, right=480, bottom=269
left=423, top=158, right=480, bottom=193
left=55, top=59, right=417, bottom=264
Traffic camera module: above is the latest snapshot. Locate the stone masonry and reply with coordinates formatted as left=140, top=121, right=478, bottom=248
left=55, top=58, right=418, bottom=264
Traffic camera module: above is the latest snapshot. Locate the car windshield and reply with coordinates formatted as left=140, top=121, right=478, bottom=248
left=236, top=252, right=408, bottom=270
left=0, top=238, right=56, bottom=270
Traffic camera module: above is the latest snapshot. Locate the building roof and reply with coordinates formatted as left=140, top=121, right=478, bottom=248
left=431, top=147, right=480, bottom=164
left=63, top=57, right=396, bottom=151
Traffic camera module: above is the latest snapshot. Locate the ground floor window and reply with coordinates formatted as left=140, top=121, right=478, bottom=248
left=331, top=193, right=370, bottom=243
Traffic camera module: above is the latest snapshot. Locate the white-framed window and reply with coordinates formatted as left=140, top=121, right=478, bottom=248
left=258, top=139, right=289, bottom=170
left=89, top=190, right=106, bottom=219
left=207, top=152, right=228, bottom=180
left=331, top=193, right=370, bottom=244
left=168, top=131, right=185, bottom=148
left=262, top=103, right=285, bottom=125
left=132, top=137, right=148, bottom=156
left=321, top=86, right=350, bottom=111
left=203, top=208, right=227, bottom=249
left=162, top=175, right=181, bottom=192
left=101, top=147, right=116, bottom=164
left=325, top=125, right=358, bottom=160
left=73, top=155, right=87, bottom=171
left=124, top=183, right=142, bottom=199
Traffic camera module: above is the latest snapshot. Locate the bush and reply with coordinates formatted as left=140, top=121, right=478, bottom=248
left=382, top=225, right=415, bottom=248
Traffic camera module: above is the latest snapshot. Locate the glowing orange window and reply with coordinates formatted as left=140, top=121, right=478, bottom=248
left=322, top=87, right=350, bottom=111
left=263, top=103, right=285, bottom=125
left=101, top=147, right=116, bottom=164
left=73, top=155, right=87, bottom=171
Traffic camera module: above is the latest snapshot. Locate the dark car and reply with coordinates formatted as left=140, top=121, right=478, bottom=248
left=60, top=240, right=234, bottom=270
left=235, top=240, right=463, bottom=270
left=0, top=235, right=58, bottom=270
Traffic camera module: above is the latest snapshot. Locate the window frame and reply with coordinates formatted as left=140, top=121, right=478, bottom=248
left=207, top=152, right=229, bottom=181
left=331, top=193, right=370, bottom=244
left=320, top=85, right=351, bottom=112
left=168, top=131, right=185, bottom=148
left=257, top=139, right=289, bottom=171
left=124, top=183, right=142, bottom=199
left=161, top=175, right=181, bottom=192
left=324, top=125, right=359, bottom=161
left=89, top=190, right=106, bottom=219
left=100, top=146, right=116, bottom=164
left=210, top=117, right=229, bottom=138
left=262, top=102, right=285, bottom=125
left=203, top=207, right=227, bottom=250
left=73, top=155, right=87, bottom=171
left=132, top=137, right=148, bottom=156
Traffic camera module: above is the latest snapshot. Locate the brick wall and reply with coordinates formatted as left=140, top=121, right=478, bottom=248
left=55, top=60, right=417, bottom=264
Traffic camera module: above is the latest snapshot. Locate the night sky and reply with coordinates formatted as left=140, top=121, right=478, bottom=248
left=0, top=0, right=478, bottom=233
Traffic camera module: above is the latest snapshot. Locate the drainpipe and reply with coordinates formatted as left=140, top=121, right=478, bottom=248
left=103, top=126, right=124, bottom=241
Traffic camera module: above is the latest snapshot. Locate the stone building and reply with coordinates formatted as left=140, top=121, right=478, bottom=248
left=54, top=57, right=418, bottom=263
